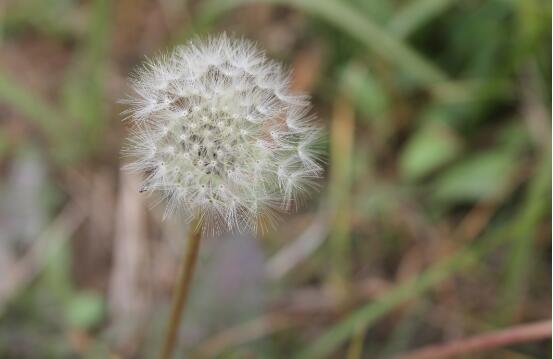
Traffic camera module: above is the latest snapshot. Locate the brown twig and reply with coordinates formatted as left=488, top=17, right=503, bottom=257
left=158, top=218, right=202, bottom=359
left=391, top=320, right=552, bottom=359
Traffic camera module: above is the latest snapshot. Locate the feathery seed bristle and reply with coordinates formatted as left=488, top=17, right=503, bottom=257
left=122, top=34, right=323, bottom=234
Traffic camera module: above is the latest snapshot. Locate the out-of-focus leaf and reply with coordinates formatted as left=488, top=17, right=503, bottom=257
left=66, top=292, right=104, bottom=329
left=446, top=2, right=511, bottom=77
left=42, top=240, right=73, bottom=300
left=61, top=0, right=110, bottom=153
left=497, top=121, right=533, bottom=151
left=0, top=131, right=10, bottom=158
left=340, top=63, right=389, bottom=120
left=2, top=0, right=76, bottom=38
left=0, top=70, right=82, bottom=164
left=497, top=152, right=551, bottom=323
left=351, top=0, right=393, bottom=23
left=0, top=71, right=65, bottom=140
left=399, top=122, right=462, bottom=181
left=388, top=0, right=456, bottom=38
left=432, top=149, right=518, bottom=202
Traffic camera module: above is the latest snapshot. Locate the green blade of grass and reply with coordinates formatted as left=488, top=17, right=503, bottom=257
left=0, top=69, right=89, bottom=163
left=0, top=70, right=65, bottom=140
left=388, top=0, right=457, bottom=38
left=61, top=0, right=110, bottom=153
left=199, top=0, right=448, bottom=85
left=378, top=301, right=430, bottom=357
left=496, top=152, right=551, bottom=324
left=298, top=233, right=500, bottom=358
left=297, top=154, right=550, bottom=359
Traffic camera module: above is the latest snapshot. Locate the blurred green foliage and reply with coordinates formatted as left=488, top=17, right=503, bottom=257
left=0, top=0, right=550, bottom=358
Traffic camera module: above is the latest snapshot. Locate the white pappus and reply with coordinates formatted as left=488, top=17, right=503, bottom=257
left=122, top=34, right=324, bottom=234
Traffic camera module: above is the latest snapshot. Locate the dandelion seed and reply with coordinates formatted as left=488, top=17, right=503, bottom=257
left=122, top=34, right=323, bottom=234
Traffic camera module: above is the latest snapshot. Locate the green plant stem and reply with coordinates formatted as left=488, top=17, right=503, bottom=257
left=159, top=218, right=202, bottom=359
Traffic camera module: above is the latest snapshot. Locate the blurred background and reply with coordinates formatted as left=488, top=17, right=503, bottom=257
left=0, top=0, right=551, bottom=358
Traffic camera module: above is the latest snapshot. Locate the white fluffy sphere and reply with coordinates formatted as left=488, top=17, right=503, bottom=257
left=122, top=34, right=323, bottom=234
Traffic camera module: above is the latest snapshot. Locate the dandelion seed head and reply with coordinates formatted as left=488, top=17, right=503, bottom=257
left=122, top=34, right=323, bottom=234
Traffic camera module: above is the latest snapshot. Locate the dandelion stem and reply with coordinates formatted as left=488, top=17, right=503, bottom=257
left=159, top=217, right=202, bottom=359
